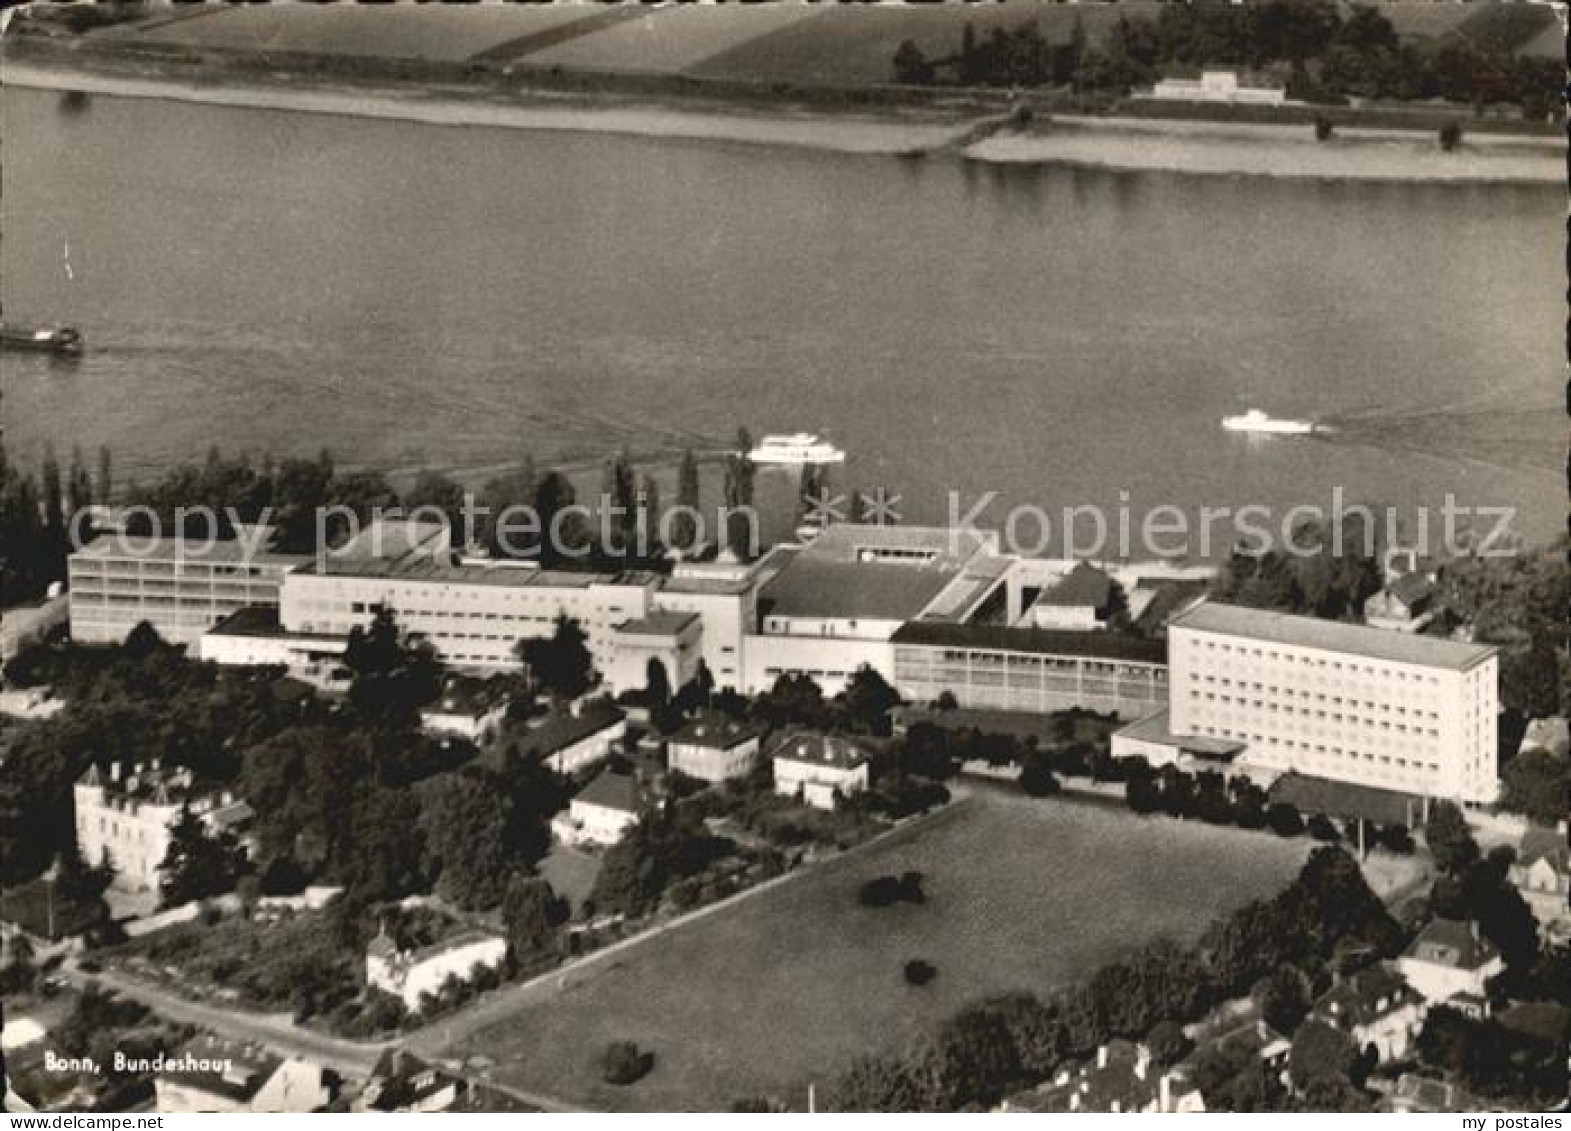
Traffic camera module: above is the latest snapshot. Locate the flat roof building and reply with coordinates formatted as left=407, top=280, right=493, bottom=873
left=1164, top=601, right=1498, bottom=805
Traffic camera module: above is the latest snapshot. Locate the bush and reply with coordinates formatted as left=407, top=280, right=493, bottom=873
left=858, top=871, right=925, bottom=908
left=601, top=1040, right=654, bottom=1086
left=1267, top=802, right=1305, bottom=838
left=1314, top=115, right=1335, bottom=141
left=1307, top=813, right=1341, bottom=842
left=1019, top=759, right=1061, bottom=798
left=1439, top=121, right=1464, bottom=151
left=903, top=958, right=937, bottom=986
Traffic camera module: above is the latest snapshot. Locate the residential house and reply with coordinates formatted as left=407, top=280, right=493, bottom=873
left=1030, top=561, right=1117, bottom=631
left=74, top=761, right=252, bottom=893
left=1309, top=963, right=1427, bottom=1061
left=770, top=732, right=872, bottom=810
left=1164, top=1016, right=1292, bottom=1113
left=1396, top=919, right=1504, bottom=1017
left=355, top=1051, right=463, bottom=1114
left=419, top=674, right=512, bottom=743
left=1001, top=1041, right=1161, bottom=1113
left=365, top=927, right=507, bottom=1014
left=667, top=715, right=762, bottom=784
left=509, top=703, right=627, bottom=776
left=1363, top=572, right=1437, bottom=633
left=552, top=770, right=652, bottom=847
left=1510, top=823, right=1570, bottom=942
left=154, top=1035, right=331, bottom=1113
left=1517, top=716, right=1569, bottom=760
left=1149, top=70, right=1288, bottom=105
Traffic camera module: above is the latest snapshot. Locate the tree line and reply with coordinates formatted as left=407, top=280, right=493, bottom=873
left=891, top=2, right=1562, bottom=120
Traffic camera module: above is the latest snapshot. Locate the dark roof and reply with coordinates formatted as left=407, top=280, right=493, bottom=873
left=1313, top=963, right=1421, bottom=1029
left=365, top=1050, right=462, bottom=1113
left=574, top=770, right=648, bottom=815
left=1386, top=572, right=1436, bottom=607
left=767, top=731, right=871, bottom=770
left=1171, top=601, right=1496, bottom=671
left=1517, top=825, right=1570, bottom=872
left=1403, top=918, right=1500, bottom=970
left=761, top=559, right=959, bottom=622
left=423, top=674, right=511, bottom=719
left=512, top=705, right=625, bottom=757
left=1269, top=772, right=1422, bottom=827
left=891, top=620, right=1167, bottom=665
left=1037, top=561, right=1114, bottom=610
left=670, top=714, right=760, bottom=750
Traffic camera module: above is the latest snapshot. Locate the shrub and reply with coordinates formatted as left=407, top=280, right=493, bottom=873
left=1314, top=115, right=1335, bottom=141
left=601, top=1040, right=654, bottom=1086
left=1018, top=759, right=1061, bottom=798
left=903, top=958, right=938, bottom=986
left=1439, top=121, right=1464, bottom=151
left=859, top=871, right=925, bottom=908
left=1267, top=802, right=1305, bottom=838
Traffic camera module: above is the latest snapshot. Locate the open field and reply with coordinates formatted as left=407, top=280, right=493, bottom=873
left=110, top=3, right=606, bottom=62
left=446, top=789, right=1306, bottom=1111
left=516, top=4, right=822, bottom=77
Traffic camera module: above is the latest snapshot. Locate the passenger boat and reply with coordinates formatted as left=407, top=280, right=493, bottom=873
left=746, top=433, right=846, bottom=464
left=1, top=323, right=83, bottom=357
left=1221, top=409, right=1315, bottom=435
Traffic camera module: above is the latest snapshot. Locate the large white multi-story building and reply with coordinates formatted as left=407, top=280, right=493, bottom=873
left=68, top=532, right=307, bottom=646
left=1164, top=601, right=1499, bottom=805
left=74, top=761, right=252, bottom=892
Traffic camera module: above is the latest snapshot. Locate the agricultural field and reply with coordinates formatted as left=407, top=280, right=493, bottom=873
left=103, top=4, right=607, bottom=63
left=447, top=788, right=1306, bottom=1111
left=512, top=4, right=822, bottom=77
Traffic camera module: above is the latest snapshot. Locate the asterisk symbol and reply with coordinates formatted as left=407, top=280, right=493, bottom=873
left=861, top=487, right=903, bottom=526
left=802, top=490, right=848, bottom=528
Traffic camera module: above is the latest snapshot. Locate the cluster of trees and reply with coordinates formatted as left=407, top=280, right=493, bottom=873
left=1435, top=539, right=1569, bottom=721
left=0, top=439, right=106, bottom=605
left=1210, top=511, right=1386, bottom=622
left=890, top=2, right=1562, bottom=119
left=1416, top=1004, right=1568, bottom=1106
left=746, top=666, right=902, bottom=738
left=1499, top=744, right=1570, bottom=828
left=588, top=802, right=733, bottom=918
left=824, top=846, right=1401, bottom=1111
left=1125, top=763, right=1306, bottom=836
left=1423, top=801, right=1541, bottom=980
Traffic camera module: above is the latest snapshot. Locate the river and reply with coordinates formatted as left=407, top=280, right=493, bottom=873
left=3, top=86, right=1561, bottom=556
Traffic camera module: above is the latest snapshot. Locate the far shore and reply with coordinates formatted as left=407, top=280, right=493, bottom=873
left=6, top=60, right=1565, bottom=184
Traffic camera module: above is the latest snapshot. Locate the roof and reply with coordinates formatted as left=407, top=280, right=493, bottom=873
left=1017, top=1041, right=1159, bottom=1113
left=207, top=605, right=338, bottom=641
left=768, top=731, right=871, bottom=770
left=72, top=533, right=306, bottom=567
left=891, top=620, right=1167, bottom=665
left=762, top=558, right=962, bottom=623
left=1386, top=571, right=1436, bottom=607
left=796, top=523, right=991, bottom=565
left=574, top=770, right=649, bottom=815
left=365, top=1051, right=462, bottom=1113
left=1037, top=561, right=1114, bottom=610
left=1519, top=716, right=1570, bottom=758
left=1313, top=963, right=1421, bottom=1029
left=670, top=714, right=760, bottom=750
left=1268, top=771, right=1424, bottom=827
left=614, top=611, right=699, bottom=637
left=1517, top=825, right=1570, bottom=872
left=156, top=1034, right=281, bottom=1104
left=1113, top=708, right=1245, bottom=758
left=1403, top=918, right=1500, bottom=970
left=1170, top=601, right=1496, bottom=672
left=423, top=674, right=511, bottom=720
left=512, top=705, right=625, bottom=757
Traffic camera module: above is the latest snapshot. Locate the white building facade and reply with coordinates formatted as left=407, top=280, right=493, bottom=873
left=1166, top=602, right=1499, bottom=805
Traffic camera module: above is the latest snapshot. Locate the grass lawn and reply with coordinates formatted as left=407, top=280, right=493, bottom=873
left=448, top=788, right=1306, bottom=1111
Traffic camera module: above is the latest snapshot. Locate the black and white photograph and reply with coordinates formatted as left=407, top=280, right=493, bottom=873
left=0, top=0, right=1566, bottom=1117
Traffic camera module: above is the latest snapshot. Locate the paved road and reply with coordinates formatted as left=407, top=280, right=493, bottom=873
left=61, top=962, right=392, bottom=1077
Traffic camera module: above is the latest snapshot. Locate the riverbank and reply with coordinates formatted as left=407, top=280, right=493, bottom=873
left=972, top=114, right=1566, bottom=184
left=6, top=53, right=1564, bottom=183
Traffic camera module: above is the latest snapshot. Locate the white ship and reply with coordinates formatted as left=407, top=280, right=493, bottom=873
left=1221, top=409, right=1316, bottom=435
left=746, top=433, right=846, bottom=464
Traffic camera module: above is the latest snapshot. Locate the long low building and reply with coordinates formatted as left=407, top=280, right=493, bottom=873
left=891, top=621, right=1169, bottom=719
left=1161, top=600, right=1499, bottom=805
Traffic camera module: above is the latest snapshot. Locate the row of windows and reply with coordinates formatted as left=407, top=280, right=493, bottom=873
left=1191, top=675, right=1440, bottom=719
left=1187, top=636, right=1444, bottom=683
left=1188, top=692, right=1442, bottom=737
